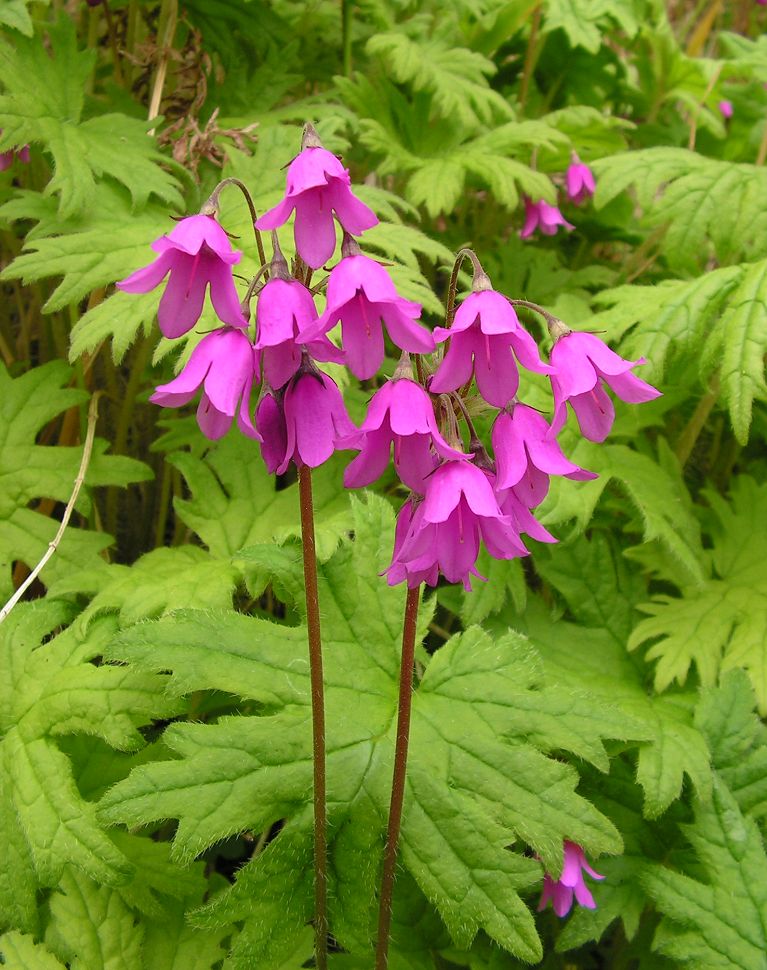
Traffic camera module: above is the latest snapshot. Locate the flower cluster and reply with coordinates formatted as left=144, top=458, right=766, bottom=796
left=520, top=153, right=595, bottom=239
left=538, top=841, right=604, bottom=917
left=118, top=123, right=661, bottom=919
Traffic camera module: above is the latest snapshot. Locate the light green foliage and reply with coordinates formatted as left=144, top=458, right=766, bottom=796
left=542, top=0, right=641, bottom=53
left=98, top=496, right=639, bottom=965
left=630, top=477, right=767, bottom=713
left=0, top=20, right=182, bottom=218
left=0, top=932, right=66, bottom=969
left=644, top=778, right=767, bottom=969
left=0, top=362, right=151, bottom=598
left=0, top=601, right=181, bottom=890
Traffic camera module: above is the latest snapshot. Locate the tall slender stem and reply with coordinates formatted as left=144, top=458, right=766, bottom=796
left=375, top=585, right=421, bottom=970
left=298, top=464, right=328, bottom=970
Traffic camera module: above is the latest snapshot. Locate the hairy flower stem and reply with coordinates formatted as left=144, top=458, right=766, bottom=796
left=298, top=464, right=328, bottom=970
left=375, top=584, right=421, bottom=970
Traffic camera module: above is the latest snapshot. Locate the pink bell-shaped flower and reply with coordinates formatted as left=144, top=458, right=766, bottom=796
left=150, top=327, right=260, bottom=440
left=492, top=404, right=597, bottom=508
left=549, top=329, right=661, bottom=442
left=718, top=100, right=734, bottom=119
left=275, top=363, right=356, bottom=474
left=255, top=388, right=288, bottom=475
left=118, top=214, right=247, bottom=338
left=255, top=125, right=377, bottom=270
left=255, top=277, right=344, bottom=389
left=386, top=498, right=439, bottom=590
left=340, top=371, right=465, bottom=492
left=304, top=245, right=435, bottom=380
left=538, top=841, right=604, bottom=918
left=430, top=286, right=552, bottom=409
left=520, top=197, right=575, bottom=239
left=565, top=155, right=596, bottom=205
left=387, top=460, right=528, bottom=591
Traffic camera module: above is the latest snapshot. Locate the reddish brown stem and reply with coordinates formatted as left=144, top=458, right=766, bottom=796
left=375, top=584, right=421, bottom=970
left=298, top=464, right=328, bottom=970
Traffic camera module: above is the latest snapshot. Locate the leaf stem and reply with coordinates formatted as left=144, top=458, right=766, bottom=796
left=298, top=464, right=328, bottom=970
left=375, top=584, right=421, bottom=970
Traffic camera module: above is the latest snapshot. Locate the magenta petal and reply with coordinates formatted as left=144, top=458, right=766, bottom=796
left=551, top=337, right=600, bottom=398
left=236, top=373, right=261, bottom=440
left=602, top=368, right=662, bottom=404
left=157, top=262, right=209, bottom=338
left=394, top=434, right=439, bottom=493
left=429, top=332, right=475, bottom=394
left=327, top=180, right=378, bottom=235
left=208, top=262, right=248, bottom=329
left=387, top=380, right=434, bottom=436
left=570, top=385, right=615, bottom=442
left=118, top=250, right=175, bottom=294
left=201, top=331, right=254, bottom=415
left=492, top=411, right=528, bottom=490
left=382, top=305, right=435, bottom=354
left=151, top=333, right=217, bottom=404
left=342, top=299, right=385, bottom=380
left=343, top=428, right=391, bottom=488
left=255, top=196, right=295, bottom=231
left=294, top=195, right=337, bottom=269
left=257, top=279, right=316, bottom=348
left=474, top=334, right=520, bottom=408
left=472, top=291, right=520, bottom=336
left=257, top=394, right=288, bottom=474
left=510, top=326, right=553, bottom=375
left=196, top=394, right=233, bottom=440
left=263, top=342, right=302, bottom=390
left=520, top=198, right=540, bottom=239
left=358, top=382, right=393, bottom=434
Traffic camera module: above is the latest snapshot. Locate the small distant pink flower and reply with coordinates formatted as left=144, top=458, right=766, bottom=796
left=718, top=100, right=734, bottom=119
left=550, top=330, right=661, bottom=442
left=276, top=369, right=356, bottom=474
left=538, top=841, right=604, bottom=918
left=150, top=327, right=260, bottom=441
left=340, top=377, right=465, bottom=492
left=520, top=198, right=575, bottom=239
left=255, top=146, right=378, bottom=269
left=304, top=254, right=434, bottom=380
left=0, top=135, right=30, bottom=171
left=492, top=404, right=597, bottom=508
left=565, top=157, right=596, bottom=205
left=387, top=460, right=528, bottom=591
left=430, top=289, right=552, bottom=408
left=255, top=278, right=343, bottom=389
left=118, top=214, right=247, bottom=338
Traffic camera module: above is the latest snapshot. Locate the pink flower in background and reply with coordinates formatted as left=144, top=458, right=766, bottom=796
left=305, top=254, right=434, bottom=380
left=255, top=277, right=343, bottom=389
left=255, top=145, right=378, bottom=269
left=492, top=404, right=597, bottom=508
left=340, top=377, right=465, bottom=492
left=118, top=214, right=247, bottom=338
left=520, top=198, right=574, bottom=239
left=276, top=370, right=356, bottom=474
left=430, top=289, right=552, bottom=408
left=565, top=156, right=596, bottom=205
left=549, top=330, right=661, bottom=442
left=718, top=100, right=734, bottom=119
left=538, top=841, right=604, bottom=917
left=150, top=328, right=260, bottom=440
left=387, top=460, right=528, bottom=590
left=0, top=136, right=30, bottom=172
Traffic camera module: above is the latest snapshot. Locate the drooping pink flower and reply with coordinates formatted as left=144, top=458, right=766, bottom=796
left=150, top=327, right=260, bottom=440
left=565, top=156, right=596, bottom=205
left=386, top=498, right=439, bottom=589
left=549, top=330, right=661, bottom=442
left=520, top=198, right=575, bottom=239
left=340, top=377, right=465, bottom=492
left=304, top=252, right=434, bottom=380
left=718, top=100, right=734, bottom=119
left=256, top=388, right=288, bottom=474
left=275, top=368, right=356, bottom=474
left=0, top=134, right=30, bottom=171
left=538, top=841, right=604, bottom=918
left=497, top=487, right=558, bottom=544
left=255, top=131, right=378, bottom=270
left=492, top=404, right=597, bottom=508
left=430, top=289, right=552, bottom=408
left=255, top=277, right=343, bottom=389
left=387, top=460, right=528, bottom=591
left=118, top=214, right=247, bottom=338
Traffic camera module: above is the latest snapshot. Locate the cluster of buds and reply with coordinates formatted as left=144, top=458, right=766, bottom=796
left=520, top=153, right=595, bottom=239
left=119, top=124, right=659, bottom=595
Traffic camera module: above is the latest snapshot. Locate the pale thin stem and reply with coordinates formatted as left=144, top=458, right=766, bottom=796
left=375, top=585, right=421, bottom=970
left=676, top=374, right=720, bottom=466
left=687, top=63, right=722, bottom=151
left=519, top=3, right=542, bottom=110
left=147, top=0, right=178, bottom=136
left=0, top=393, right=101, bottom=623
left=756, top=120, right=767, bottom=167
left=298, top=465, right=328, bottom=970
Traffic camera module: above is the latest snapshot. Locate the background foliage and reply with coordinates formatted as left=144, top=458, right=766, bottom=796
left=1, top=0, right=766, bottom=967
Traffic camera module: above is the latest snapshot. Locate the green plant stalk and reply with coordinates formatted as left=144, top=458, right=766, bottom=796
left=298, top=464, right=328, bottom=970
left=341, top=0, right=353, bottom=76
left=375, top=584, right=421, bottom=970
